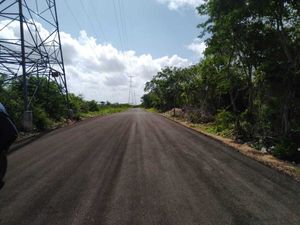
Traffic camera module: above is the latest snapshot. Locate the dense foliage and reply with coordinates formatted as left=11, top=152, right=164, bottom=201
left=142, top=0, right=300, bottom=162
left=0, top=76, right=66, bottom=130
left=0, top=76, right=129, bottom=131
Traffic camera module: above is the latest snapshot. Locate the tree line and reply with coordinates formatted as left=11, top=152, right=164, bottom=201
left=142, top=0, right=300, bottom=162
left=0, top=76, right=129, bottom=131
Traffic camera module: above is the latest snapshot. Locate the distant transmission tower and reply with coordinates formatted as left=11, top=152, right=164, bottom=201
left=133, top=91, right=137, bottom=105
left=128, top=75, right=135, bottom=105
left=0, top=0, right=68, bottom=129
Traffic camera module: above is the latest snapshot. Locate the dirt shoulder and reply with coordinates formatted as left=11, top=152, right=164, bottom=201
left=161, top=112, right=300, bottom=183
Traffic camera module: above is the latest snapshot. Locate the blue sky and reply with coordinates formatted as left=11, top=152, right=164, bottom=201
left=57, top=0, right=204, bottom=60
left=0, top=0, right=206, bottom=103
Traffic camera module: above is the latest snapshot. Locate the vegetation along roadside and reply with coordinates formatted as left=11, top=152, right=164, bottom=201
left=159, top=109, right=300, bottom=182
left=0, top=76, right=131, bottom=136
left=142, top=1, right=300, bottom=166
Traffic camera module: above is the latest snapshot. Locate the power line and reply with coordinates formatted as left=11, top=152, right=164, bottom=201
left=116, top=0, right=126, bottom=48
left=89, top=0, right=107, bottom=41
left=79, top=0, right=101, bottom=41
left=112, top=0, right=125, bottom=52
left=115, top=0, right=132, bottom=103
left=63, top=0, right=103, bottom=109
left=65, top=0, right=106, bottom=43
left=117, top=0, right=129, bottom=49
left=64, top=0, right=83, bottom=31
left=64, top=0, right=100, bottom=61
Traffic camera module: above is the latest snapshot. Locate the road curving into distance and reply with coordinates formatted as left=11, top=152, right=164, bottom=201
left=0, top=109, right=300, bottom=225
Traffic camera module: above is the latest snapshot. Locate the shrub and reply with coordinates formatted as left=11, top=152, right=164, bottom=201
left=88, top=100, right=99, bottom=112
left=237, top=109, right=255, bottom=141
left=188, top=110, right=202, bottom=123
left=273, top=137, right=300, bottom=162
left=33, top=107, right=53, bottom=130
left=214, top=110, right=235, bottom=137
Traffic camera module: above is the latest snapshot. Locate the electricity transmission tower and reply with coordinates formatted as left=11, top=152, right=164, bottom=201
left=0, top=0, right=68, bottom=129
left=128, top=75, right=135, bottom=105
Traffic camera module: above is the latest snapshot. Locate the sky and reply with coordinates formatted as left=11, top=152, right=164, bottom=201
left=1, top=0, right=207, bottom=104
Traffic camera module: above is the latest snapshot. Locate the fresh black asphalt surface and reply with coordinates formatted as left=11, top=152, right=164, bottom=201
left=0, top=109, right=300, bottom=225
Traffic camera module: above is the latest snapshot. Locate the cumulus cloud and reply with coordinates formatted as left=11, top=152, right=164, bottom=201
left=157, top=0, right=204, bottom=10
left=187, top=39, right=206, bottom=59
left=61, top=31, right=191, bottom=103
left=0, top=20, right=191, bottom=103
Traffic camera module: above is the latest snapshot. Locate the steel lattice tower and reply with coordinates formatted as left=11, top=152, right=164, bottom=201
left=0, top=0, right=68, bottom=129
left=128, top=75, right=135, bottom=105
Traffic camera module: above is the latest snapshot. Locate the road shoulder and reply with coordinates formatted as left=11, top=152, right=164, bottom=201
left=159, top=112, right=300, bottom=183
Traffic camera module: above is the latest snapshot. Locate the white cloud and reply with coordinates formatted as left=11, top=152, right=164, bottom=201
left=0, top=20, right=191, bottom=103
left=61, top=31, right=191, bottom=103
left=187, top=39, right=206, bottom=59
left=157, top=0, right=204, bottom=10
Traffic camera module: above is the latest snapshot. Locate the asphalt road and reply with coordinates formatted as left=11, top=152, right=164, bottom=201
left=0, top=109, right=300, bottom=225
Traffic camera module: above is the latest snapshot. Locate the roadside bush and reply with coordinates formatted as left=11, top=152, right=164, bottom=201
left=88, top=100, right=99, bottom=112
left=273, top=137, right=300, bottom=163
left=236, top=110, right=255, bottom=141
left=188, top=110, right=202, bottom=123
left=213, top=110, right=235, bottom=137
left=33, top=107, right=53, bottom=130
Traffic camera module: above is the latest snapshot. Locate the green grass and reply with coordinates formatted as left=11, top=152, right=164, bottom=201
left=146, top=108, right=158, bottom=113
left=81, top=105, right=131, bottom=118
left=189, top=122, right=234, bottom=139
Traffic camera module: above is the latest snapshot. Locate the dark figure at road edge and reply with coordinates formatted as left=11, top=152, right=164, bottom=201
left=0, top=103, right=18, bottom=188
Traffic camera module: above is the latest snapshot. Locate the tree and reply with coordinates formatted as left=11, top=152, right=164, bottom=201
left=143, top=0, right=300, bottom=161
